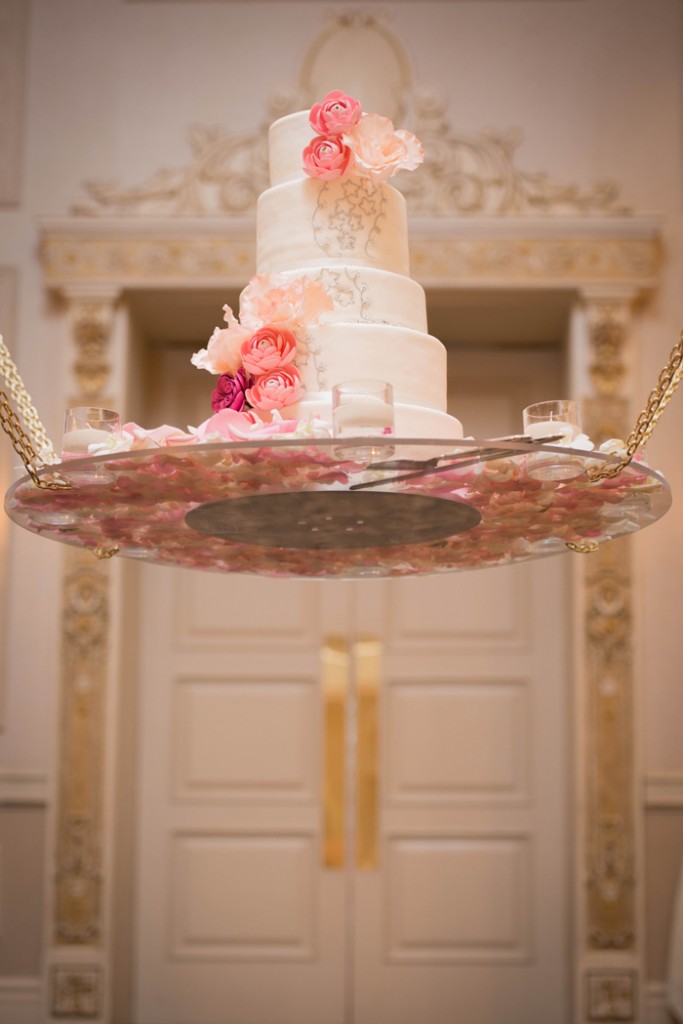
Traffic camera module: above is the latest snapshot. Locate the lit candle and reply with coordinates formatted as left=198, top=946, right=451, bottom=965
left=524, top=419, right=578, bottom=444
left=333, top=397, right=394, bottom=434
left=62, top=427, right=114, bottom=458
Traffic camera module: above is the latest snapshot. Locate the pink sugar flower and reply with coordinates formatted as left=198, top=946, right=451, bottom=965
left=240, top=273, right=333, bottom=332
left=121, top=422, right=198, bottom=449
left=303, top=135, right=354, bottom=181
left=344, top=114, right=424, bottom=182
left=191, top=305, right=251, bottom=375
left=210, top=368, right=252, bottom=413
left=309, top=90, right=362, bottom=136
left=246, top=366, right=303, bottom=411
left=196, top=408, right=306, bottom=442
left=241, top=325, right=297, bottom=377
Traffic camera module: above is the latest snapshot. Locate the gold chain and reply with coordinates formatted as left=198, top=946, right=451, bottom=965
left=589, top=330, right=683, bottom=482
left=0, top=335, right=71, bottom=490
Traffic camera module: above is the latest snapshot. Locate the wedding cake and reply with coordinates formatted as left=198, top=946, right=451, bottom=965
left=188, top=90, right=464, bottom=443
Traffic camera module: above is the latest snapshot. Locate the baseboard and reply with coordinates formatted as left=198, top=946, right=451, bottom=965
left=0, top=977, right=43, bottom=1024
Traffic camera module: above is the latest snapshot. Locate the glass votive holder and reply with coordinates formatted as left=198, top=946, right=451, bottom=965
left=62, top=407, right=121, bottom=459
left=522, top=399, right=582, bottom=481
left=332, top=379, right=395, bottom=460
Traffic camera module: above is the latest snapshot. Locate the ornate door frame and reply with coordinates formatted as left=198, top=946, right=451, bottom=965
left=36, top=14, right=662, bottom=1019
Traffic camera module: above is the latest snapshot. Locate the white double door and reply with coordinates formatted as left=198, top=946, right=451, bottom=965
left=131, top=346, right=572, bottom=1023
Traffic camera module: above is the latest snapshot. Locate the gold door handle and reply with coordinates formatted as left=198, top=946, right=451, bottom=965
left=355, top=638, right=380, bottom=871
left=321, top=636, right=380, bottom=871
left=322, top=637, right=348, bottom=869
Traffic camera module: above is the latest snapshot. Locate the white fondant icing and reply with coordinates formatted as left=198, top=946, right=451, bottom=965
left=296, top=322, right=447, bottom=409
left=268, top=110, right=313, bottom=186
left=256, top=176, right=410, bottom=276
left=250, top=266, right=428, bottom=332
left=255, top=108, right=464, bottom=440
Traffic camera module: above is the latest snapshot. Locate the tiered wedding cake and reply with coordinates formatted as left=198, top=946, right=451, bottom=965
left=189, top=90, right=464, bottom=442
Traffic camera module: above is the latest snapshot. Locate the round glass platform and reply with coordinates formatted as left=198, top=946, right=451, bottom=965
left=3, top=437, right=671, bottom=579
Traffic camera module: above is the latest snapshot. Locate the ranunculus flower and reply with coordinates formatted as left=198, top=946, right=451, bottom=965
left=246, top=366, right=303, bottom=411
left=191, top=305, right=251, bottom=375
left=309, top=90, right=362, bottom=136
left=344, top=114, right=424, bottom=182
left=240, top=273, right=334, bottom=333
left=241, top=325, right=297, bottom=377
left=210, top=368, right=252, bottom=413
left=303, top=135, right=353, bottom=181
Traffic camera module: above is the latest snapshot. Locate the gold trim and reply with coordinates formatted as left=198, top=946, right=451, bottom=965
left=355, top=638, right=380, bottom=872
left=322, top=638, right=348, bottom=870
left=583, top=304, right=636, bottom=951
left=69, top=299, right=115, bottom=403
left=40, top=233, right=660, bottom=291
left=55, top=550, right=109, bottom=943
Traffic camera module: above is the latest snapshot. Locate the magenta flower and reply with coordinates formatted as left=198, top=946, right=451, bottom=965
left=210, top=368, right=252, bottom=413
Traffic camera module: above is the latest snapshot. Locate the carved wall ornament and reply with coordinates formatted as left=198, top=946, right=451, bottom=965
left=586, top=302, right=630, bottom=398
left=70, top=13, right=630, bottom=221
left=582, top=301, right=637, bottom=957
left=68, top=298, right=116, bottom=401
left=584, top=544, right=636, bottom=951
left=55, top=552, right=109, bottom=944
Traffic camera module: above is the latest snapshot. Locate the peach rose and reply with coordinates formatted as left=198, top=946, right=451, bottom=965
left=344, top=114, right=424, bottom=182
left=241, top=325, right=297, bottom=377
left=246, top=366, right=303, bottom=411
left=309, top=91, right=362, bottom=136
left=240, top=273, right=333, bottom=332
left=191, top=305, right=251, bottom=375
left=303, top=135, right=353, bottom=181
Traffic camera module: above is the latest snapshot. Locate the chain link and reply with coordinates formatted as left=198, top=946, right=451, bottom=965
left=588, top=330, right=683, bottom=482
left=0, top=335, right=70, bottom=490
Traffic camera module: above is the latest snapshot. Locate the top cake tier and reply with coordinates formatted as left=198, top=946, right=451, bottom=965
left=256, top=110, right=411, bottom=277
left=268, top=111, right=317, bottom=186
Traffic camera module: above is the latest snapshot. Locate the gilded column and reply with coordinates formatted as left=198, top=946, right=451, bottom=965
left=49, top=290, right=119, bottom=1021
left=579, top=294, right=642, bottom=1022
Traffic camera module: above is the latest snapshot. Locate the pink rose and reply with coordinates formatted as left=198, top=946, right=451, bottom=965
left=240, top=273, right=334, bottom=332
left=344, top=114, right=424, bottom=182
left=303, top=135, right=353, bottom=181
left=191, top=305, right=251, bottom=375
left=241, top=325, right=297, bottom=377
left=309, top=90, right=362, bottom=136
left=246, top=366, right=303, bottom=411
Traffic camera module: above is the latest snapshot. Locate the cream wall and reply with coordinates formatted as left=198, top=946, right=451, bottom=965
left=0, top=0, right=682, bottom=1018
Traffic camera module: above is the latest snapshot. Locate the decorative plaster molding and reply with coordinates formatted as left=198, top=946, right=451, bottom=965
left=54, top=548, right=109, bottom=945
left=71, top=14, right=629, bottom=221
left=51, top=964, right=102, bottom=1019
left=66, top=298, right=117, bottom=403
left=582, top=302, right=637, bottom=957
left=39, top=219, right=660, bottom=294
left=71, top=106, right=629, bottom=220
left=586, top=969, right=637, bottom=1021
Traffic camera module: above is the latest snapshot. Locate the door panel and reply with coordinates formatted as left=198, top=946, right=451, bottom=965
left=131, top=342, right=571, bottom=1023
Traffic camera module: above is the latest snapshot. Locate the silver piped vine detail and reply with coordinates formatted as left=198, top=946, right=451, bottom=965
left=312, top=179, right=387, bottom=261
